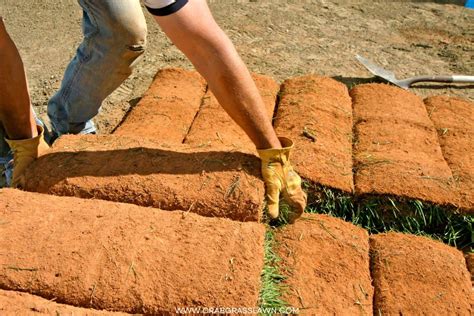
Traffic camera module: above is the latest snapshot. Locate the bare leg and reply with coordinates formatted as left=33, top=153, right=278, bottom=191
left=0, top=18, right=37, bottom=140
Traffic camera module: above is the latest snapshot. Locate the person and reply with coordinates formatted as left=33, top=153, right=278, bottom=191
left=0, top=0, right=306, bottom=223
left=0, top=17, right=49, bottom=189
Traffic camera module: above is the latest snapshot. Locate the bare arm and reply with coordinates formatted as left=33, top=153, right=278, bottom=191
left=153, top=0, right=281, bottom=149
left=0, top=17, right=37, bottom=140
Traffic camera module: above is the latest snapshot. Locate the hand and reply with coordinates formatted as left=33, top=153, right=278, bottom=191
left=258, top=137, right=307, bottom=223
left=5, top=125, right=49, bottom=188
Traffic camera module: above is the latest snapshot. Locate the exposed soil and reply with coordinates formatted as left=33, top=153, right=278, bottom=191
left=274, top=75, right=353, bottom=193
left=370, top=232, right=472, bottom=315
left=276, top=214, right=373, bottom=315
left=466, top=253, right=474, bottom=291
left=424, top=96, right=474, bottom=213
left=184, top=74, right=279, bottom=152
left=351, top=84, right=458, bottom=207
left=0, top=290, right=127, bottom=315
left=115, top=68, right=206, bottom=144
left=0, top=189, right=265, bottom=313
left=24, top=135, right=265, bottom=222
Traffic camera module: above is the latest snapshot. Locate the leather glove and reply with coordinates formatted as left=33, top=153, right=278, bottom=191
left=5, top=125, right=50, bottom=188
left=257, top=137, right=307, bottom=223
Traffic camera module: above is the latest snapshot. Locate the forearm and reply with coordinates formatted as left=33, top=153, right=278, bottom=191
left=0, top=18, right=37, bottom=140
left=186, top=31, right=280, bottom=149
left=154, top=1, right=280, bottom=149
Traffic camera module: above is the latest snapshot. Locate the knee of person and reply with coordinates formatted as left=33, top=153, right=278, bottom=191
left=119, top=22, right=148, bottom=54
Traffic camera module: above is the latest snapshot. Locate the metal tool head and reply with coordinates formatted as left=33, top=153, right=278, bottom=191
left=356, top=55, right=408, bottom=88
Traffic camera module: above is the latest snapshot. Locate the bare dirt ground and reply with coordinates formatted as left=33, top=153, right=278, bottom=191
left=0, top=0, right=472, bottom=134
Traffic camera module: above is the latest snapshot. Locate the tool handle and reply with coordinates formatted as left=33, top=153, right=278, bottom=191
left=406, top=75, right=474, bottom=85
left=452, top=75, right=474, bottom=83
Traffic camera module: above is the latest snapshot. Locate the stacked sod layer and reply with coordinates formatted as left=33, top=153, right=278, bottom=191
left=0, top=189, right=265, bottom=314
left=370, top=233, right=471, bottom=315
left=349, top=84, right=473, bottom=246
left=352, top=84, right=455, bottom=205
left=273, top=75, right=354, bottom=206
left=424, top=96, right=474, bottom=212
left=275, top=214, right=373, bottom=315
left=24, top=135, right=264, bottom=222
left=115, top=68, right=206, bottom=144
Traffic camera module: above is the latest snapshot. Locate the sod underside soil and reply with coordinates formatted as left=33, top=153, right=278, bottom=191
left=370, top=232, right=471, bottom=315
left=273, top=75, right=353, bottom=193
left=6, top=69, right=473, bottom=313
left=466, top=253, right=474, bottom=290
left=114, top=68, right=206, bottom=144
left=424, top=96, right=474, bottom=213
left=184, top=74, right=279, bottom=152
left=351, top=84, right=456, bottom=207
left=275, top=214, right=373, bottom=315
left=24, top=135, right=264, bottom=222
left=0, top=290, right=127, bottom=315
left=0, top=189, right=265, bottom=313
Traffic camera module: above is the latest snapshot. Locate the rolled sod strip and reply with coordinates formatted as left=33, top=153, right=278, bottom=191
left=275, top=214, right=373, bottom=314
left=114, top=68, right=206, bottom=144
left=0, top=189, right=266, bottom=313
left=24, top=135, right=265, bottom=222
left=273, top=76, right=354, bottom=193
left=0, top=290, right=127, bottom=315
left=351, top=84, right=458, bottom=206
left=424, top=96, right=474, bottom=213
left=184, top=74, right=279, bottom=152
left=370, top=233, right=472, bottom=315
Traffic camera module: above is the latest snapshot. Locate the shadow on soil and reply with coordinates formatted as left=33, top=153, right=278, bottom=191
left=111, top=97, right=142, bottom=134
left=27, top=147, right=260, bottom=184
left=332, top=76, right=383, bottom=89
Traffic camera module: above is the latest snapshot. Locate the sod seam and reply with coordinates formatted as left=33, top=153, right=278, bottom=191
left=303, top=180, right=473, bottom=249
left=258, top=227, right=289, bottom=314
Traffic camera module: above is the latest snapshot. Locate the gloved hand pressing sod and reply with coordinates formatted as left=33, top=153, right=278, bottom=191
left=5, top=125, right=49, bottom=188
left=258, top=137, right=307, bottom=223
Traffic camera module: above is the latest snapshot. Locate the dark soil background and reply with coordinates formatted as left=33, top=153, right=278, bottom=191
left=0, top=0, right=473, bottom=133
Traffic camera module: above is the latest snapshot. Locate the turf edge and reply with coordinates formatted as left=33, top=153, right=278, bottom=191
left=303, top=181, right=473, bottom=249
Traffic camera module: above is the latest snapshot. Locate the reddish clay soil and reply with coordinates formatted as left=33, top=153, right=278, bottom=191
left=466, top=253, right=474, bottom=293
left=24, top=135, right=265, bottom=222
left=370, top=232, right=472, bottom=315
left=273, top=75, right=353, bottom=193
left=276, top=214, right=373, bottom=314
left=184, top=74, right=279, bottom=152
left=351, top=84, right=458, bottom=206
left=0, top=189, right=265, bottom=313
left=0, top=290, right=127, bottom=315
left=114, top=68, right=206, bottom=144
left=425, top=96, right=474, bottom=213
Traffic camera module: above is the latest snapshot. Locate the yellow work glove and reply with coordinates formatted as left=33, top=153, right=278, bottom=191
left=257, top=137, right=307, bottom=223
left=5, top=125, right=50, bottom=188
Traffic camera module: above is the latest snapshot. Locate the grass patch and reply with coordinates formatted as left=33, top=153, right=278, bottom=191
left=305, top=184, right=473, bottom=249
left=259, top=228, right=288, bottom=313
